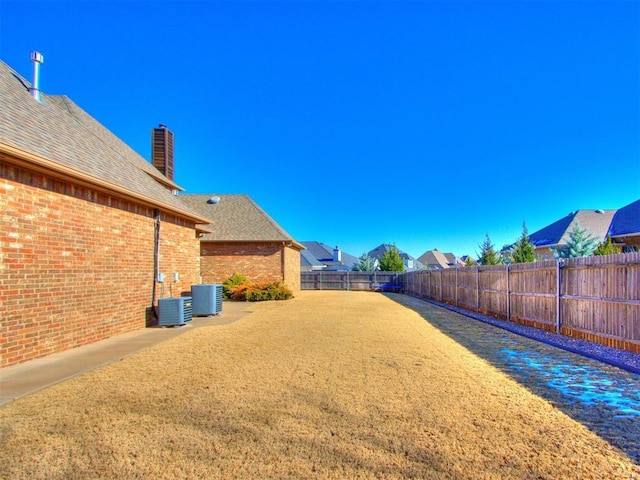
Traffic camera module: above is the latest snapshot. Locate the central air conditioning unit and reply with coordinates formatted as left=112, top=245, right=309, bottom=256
left=158, top=297, right=192, bottom=326
left=191, top=284, right=223, bottom=316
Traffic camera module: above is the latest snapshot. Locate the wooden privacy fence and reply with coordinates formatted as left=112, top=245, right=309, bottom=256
left=301, top=271, right=403, bottom=292
left=301, top=253, right=640, bottom=354
left=403, top=252, right=640, bottom=354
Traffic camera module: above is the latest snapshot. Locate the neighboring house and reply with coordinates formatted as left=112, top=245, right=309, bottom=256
left=443, top=252, right=467, bottom=267
left=1, top=57, right=211, bottom=368
left=459, top=255, right=474, bottom=265
left=607, top=199, right=640, bottom=251
left=368, top=244, right=424, bottom=271
left=300, top=249, right=326, bottom=271
left=417, top=248, right=464, bottom=269
left=528, top=209, right=617, bottom=260
left=300, top=242, right=358, bottom=271
left=179, top=194, right=304, bottom=291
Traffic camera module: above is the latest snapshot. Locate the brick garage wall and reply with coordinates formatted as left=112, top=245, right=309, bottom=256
left=283, top=245, right=301, bottom=292
left=200, top=242, right=284, bottom=285
left=1, top=163, right=200, bottom=368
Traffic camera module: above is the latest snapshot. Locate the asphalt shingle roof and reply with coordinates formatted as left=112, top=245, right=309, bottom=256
left=0, top=60, right=204, bottom=221
left=179, top=194, right=302, bottom=246
left=299, top=242, right=359, bottom=269
left=528, top=209, right=616, bottom=247
left=368, top=243, right=425, bottom=271
left=608, top=199, right=640, bottom=238
left=300, top=249, right=325, bottom=268
left=417, top=249, right=451, bottom=269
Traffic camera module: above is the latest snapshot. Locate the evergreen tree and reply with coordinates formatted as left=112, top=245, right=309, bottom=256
left=353, top=253, right=378, bottom=271
left=378, top=245, right=405, bottom=272
left=553, top=223, right=599, bottom=258
left=465, top=256, right=477, bottom=266
left=511, top=222, right=536, bottom=263
left=593, top=236, right=622, bottom=256
left=477, top=234, right=502, bottom=265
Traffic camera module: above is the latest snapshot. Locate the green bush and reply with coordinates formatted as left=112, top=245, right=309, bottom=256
left=223, top=274, right=293, bottom=302
left=245, top=282, right=293, bottom=302
left=223, top=272, right=248, bottom=298
left=594, top=236, right=622, bottom=256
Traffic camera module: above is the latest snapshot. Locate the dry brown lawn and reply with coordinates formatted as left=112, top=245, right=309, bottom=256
left=1, top=291, right=638, bottom=479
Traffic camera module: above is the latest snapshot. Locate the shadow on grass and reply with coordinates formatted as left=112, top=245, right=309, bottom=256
left=386, top=294, right=640, bottom=464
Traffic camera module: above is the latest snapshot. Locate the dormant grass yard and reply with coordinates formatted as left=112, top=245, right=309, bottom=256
left=1, top=291, right=638, bottom=479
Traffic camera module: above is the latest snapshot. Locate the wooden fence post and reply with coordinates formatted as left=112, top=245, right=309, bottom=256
left=506, top=264, right=510, bottom=322
left=556, top=259, right=561, bottom=334
left=476, top=266, right=480, bottom=312
left=455, top=266, right=458, bottom=307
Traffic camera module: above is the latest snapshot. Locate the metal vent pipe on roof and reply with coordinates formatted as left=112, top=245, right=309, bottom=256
left=29, top=51, right=44, bottom=102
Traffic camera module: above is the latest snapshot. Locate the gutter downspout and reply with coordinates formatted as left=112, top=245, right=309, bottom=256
left=151, top=210, right=161, bottom=321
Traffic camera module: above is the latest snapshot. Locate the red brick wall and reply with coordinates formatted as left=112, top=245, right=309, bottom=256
left=200, top=241, right=301, bottom=292
left=283, top=245, right=301, bottom=292
left=200, top=242, right=282, bottom=285
left=1, top=163, right=200, bottom=368
left=156, top=217, right=202, bottom=301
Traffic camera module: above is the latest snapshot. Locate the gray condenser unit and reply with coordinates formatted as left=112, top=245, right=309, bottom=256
left=158, top=297, right=192, bottom=326
left=191, top=284, right=223, bottom=316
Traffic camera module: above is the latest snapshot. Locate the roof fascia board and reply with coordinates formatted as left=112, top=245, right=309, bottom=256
left=201, top=239, right=305, bottom=250
left=141, top=169, right=185, bottom=191
left=1, top=142, right=210, bottom=225
left=611, top=232, right=640, bottom=239
left=196, top=225, right=214, bottom=234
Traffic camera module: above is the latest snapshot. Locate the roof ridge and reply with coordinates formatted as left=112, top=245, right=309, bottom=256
left=182, top=193, right=247, bottom=198
left=243, top=195, right=295, bottom=240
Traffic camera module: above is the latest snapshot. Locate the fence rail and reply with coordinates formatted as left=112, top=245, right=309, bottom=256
left=301, top=271, right=403, bottom=292
left=301, top=252, right=640, bottom=354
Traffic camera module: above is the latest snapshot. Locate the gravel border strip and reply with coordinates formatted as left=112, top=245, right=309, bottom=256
left=406, top=294, right=640, bottom=376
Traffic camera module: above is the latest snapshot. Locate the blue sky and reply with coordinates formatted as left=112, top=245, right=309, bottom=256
left=1, top=1, right=639, bottom=259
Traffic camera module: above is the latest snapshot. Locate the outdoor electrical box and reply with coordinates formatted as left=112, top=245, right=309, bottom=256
left=191, top=284, right=223, bottom=316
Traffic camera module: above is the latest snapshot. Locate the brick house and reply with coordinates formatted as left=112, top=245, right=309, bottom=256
left=0, top=59, right=211, bottom=367
left=179, top=194, right=303, bottom=292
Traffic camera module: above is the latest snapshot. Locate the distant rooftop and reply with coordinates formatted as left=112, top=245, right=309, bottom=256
left=528, top=209, right=616, bottom=248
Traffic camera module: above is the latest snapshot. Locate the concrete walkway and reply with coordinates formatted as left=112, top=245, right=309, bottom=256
left=0, top=301, right=253, bottom=406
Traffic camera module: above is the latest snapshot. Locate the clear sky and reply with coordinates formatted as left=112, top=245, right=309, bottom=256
left=1, top=0, right=639, bottom=260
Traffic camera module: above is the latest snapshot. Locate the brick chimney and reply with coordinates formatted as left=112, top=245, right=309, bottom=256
left=152, top=124, right=174, bottom=181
